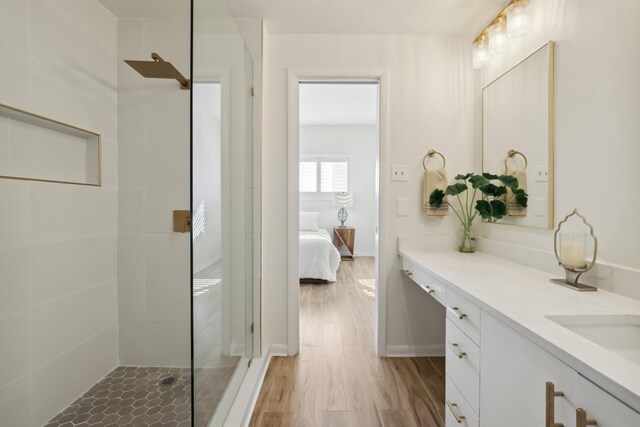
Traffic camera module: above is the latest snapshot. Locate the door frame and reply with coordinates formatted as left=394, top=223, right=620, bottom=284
left=286, top=68, right=390, bottom=356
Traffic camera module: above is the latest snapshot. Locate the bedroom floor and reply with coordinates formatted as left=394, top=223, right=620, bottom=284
left=249, top=257, right=446, bottom=427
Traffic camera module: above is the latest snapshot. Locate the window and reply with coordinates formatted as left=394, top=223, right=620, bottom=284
left=299, top=157, right=350, bottom=194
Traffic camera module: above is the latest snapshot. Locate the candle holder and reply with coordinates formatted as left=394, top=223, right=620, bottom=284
left=550, top=209, right=598, bottom=292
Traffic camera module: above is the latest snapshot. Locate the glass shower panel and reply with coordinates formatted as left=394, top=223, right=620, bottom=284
left=191, top=0, right=255, bottom=425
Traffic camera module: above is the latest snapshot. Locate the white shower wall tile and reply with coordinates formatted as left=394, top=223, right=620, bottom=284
left=145, top=277, right=190, bottom=323
left=143, top=321, right=190, bottom=367
left=145, top=233, right=190, bottom=279
left=0, top=312, right=30, bottom=390
left=0, top=246, right=30, bottom=319
left=117, top=97, right=145, bottom=145
left=143, top=19, right=191, bottom=54
left=0, top=180, right=31, bottom=249
left=0, top=376, right=31, bottom=427
left=118, top=322, right=145, bottom=366
left=118, top=278, right=146, bottom=323
left=145, top=144, right=190, bottom=188
left=30, top=279, right=117, bottom=369
left=99, top=140, right=119, bottom=189
left=30, top=325, right=118, bottom=427
left=30, top=184, right=117, bottom=245
left=119, top=188, right=145, bottom=232
left=30, top=235, right=117, bottom=305
left=0, top=1, right=118, bottom=423
left=118, top=144, right=146, bottom=187
left=0, top=0, right=28, bottom=48
left=144, top=91, right=190, bottom=145
left=0, top=40, right=29, bottom=110
left=117, top=233, right=146, bottom=278
left=117, top=19, right=144, bottom=54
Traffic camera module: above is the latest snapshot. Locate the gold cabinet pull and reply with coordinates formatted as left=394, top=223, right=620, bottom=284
left=447, top=306, right=467, bottom=320
left=446, top=400, right=466, bottom=423
left=448, top=342, right=467, bottom=359
left=546, top=382, right=566, bottom=427
left=576, top=409, right=597, bottom=427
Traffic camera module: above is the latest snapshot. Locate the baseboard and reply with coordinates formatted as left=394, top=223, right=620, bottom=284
left=385, top=344, right=445, bottom=357
left=268, top=344, right=288, bottom=356
left=223, top=343, right=287, bottom=427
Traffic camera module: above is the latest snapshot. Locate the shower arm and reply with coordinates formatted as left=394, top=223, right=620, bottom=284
left=151, top=53, right=190, bottom=89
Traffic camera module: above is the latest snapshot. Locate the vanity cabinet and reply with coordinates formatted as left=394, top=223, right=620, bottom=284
left=399, top=252, right=640, bottom=427
left=480, top=311, right=577, bottom=427
left=576, top=375, right=640, bottom=427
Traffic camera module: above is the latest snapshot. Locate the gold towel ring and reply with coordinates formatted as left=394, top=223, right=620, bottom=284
left=423, top=149, right=446, bottom=170
left=504, top=149, right=528, bottom=170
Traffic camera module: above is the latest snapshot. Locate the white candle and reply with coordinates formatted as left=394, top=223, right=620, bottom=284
left=561, top=241, right=587, bottom=269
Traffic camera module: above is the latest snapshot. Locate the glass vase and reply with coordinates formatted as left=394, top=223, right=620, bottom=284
left=459, top=223, right=475, bottom=253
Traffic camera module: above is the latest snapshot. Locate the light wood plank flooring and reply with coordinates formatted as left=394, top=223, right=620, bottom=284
left=250, top=257, right=446, bottom=427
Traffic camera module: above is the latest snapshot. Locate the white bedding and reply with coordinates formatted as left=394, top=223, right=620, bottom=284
left=299, top=229, right=341, bottom=281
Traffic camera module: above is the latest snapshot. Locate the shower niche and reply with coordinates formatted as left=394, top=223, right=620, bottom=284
left=0, top=103, right=101, bottom=186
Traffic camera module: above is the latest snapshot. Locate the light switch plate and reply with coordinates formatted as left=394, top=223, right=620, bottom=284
left=391, top=165, right=408, bottom=181
left=535, top=165, right=549, bottom=182
left=396, top=198, right=408, bottom=216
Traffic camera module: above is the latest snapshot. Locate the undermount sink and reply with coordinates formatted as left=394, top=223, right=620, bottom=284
left=546, top=314, right=640, bottom=366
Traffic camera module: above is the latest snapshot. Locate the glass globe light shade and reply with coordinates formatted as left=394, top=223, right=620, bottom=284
left=507, top=0, right=531, bottom=38
left=489, top=16, right=509, bottom=55
left=472, top=35, right=490, bottom=69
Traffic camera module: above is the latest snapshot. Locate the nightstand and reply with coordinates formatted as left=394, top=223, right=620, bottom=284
left=333, top=227, right=355, bottom=260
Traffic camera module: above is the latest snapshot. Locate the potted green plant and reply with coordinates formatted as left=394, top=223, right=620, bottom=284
left=429, top=173, right=528, bottom=252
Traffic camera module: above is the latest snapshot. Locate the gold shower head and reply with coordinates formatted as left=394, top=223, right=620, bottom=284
left=124, top=53, right=190, bottom=90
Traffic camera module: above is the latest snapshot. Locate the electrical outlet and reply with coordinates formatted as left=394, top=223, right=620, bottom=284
left=535, top=165, right=549, bottom=182
left=391, top=165, right=408, bottom=182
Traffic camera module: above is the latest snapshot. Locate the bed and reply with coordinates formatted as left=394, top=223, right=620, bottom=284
left=299, top=229, right=341, bottom=282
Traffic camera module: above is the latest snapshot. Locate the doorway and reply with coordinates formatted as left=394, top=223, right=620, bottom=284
left=286, top=72, right=388, bottom=357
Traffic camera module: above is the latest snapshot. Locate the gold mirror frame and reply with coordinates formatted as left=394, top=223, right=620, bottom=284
left=481, top=41, right=555, bottom=229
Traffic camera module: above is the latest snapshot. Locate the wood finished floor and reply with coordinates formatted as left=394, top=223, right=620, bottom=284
left=249, top=257, right=446, bottom=427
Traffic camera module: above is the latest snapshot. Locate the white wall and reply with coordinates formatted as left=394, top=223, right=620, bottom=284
left=262, top=32, right=475, bottom=354
left=0, top=1, right=118, bottom=425
left=476, top=0, right=640, bottom=272
left=117, top=17, right=191, bottom=367
left=300, top=125, right=377, bottom=256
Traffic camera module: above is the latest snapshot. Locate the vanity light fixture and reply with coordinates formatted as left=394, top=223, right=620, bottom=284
left=472, top=0, right=533, bottom=69
left=488, top=16, right=509, bottom=55
left=551, top=209, right=598, bottom=292
left=472, top=34, right=490, bottom=69
left=506, top=0, right=531, bottom=38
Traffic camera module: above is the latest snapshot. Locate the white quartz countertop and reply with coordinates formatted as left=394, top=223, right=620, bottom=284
left=399, top=249, right=640, bottom=412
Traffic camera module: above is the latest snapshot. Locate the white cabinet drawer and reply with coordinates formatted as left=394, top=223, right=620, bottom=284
left=446, top=375, right=479, bottom=427
left=411, top=263, right=446, bottom=305
left=576, top=375, right=640, bottom=426
left=446, top=318, right=480, bottom=415
left=401, top=257, right=446, bottom=305
left=446, top=289, right=480, bottom=345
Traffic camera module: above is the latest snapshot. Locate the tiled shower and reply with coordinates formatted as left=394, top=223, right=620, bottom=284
left=0, top=0, right=259, bottom=426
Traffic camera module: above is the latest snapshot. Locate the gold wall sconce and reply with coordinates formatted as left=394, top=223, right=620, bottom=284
left=473, top=0, right=531, bottom=69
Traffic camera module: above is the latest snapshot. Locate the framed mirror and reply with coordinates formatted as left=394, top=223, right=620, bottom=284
left=482, top=41, right=554, bottom=229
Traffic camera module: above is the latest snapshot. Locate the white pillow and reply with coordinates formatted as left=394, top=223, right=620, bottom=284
left=299, top=211, right=320, bottom=231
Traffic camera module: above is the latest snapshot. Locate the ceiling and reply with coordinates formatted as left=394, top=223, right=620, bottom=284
left=299, top=83, right=379, bottom=126
left=227, top=0, right=506, bottom=35
left=98, top=0, right=506, bottom=35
